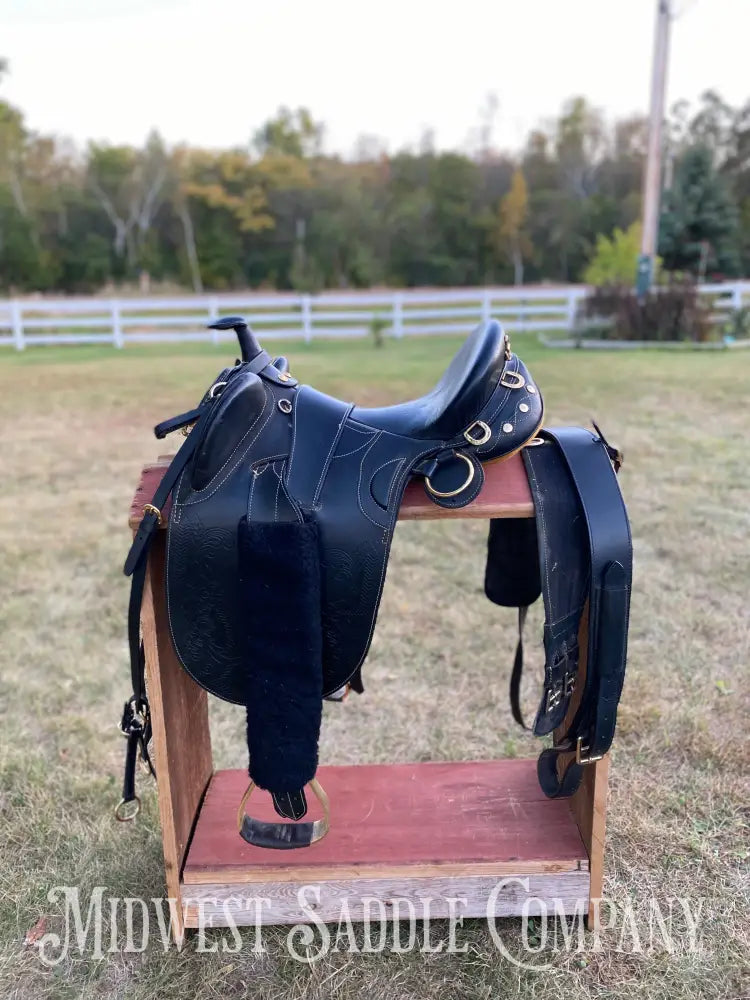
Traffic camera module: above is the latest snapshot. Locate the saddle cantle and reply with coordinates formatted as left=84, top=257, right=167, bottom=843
left=119, top=317, right=631, bottom=848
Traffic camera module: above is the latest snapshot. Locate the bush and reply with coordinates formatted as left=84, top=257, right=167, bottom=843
left=723, top=305, right=750, bottom=340
left=583, top=222, right=659, bottom=286
left=369, top=313, right=389, bottom=348
left=577, top=279, right=713, bottom=343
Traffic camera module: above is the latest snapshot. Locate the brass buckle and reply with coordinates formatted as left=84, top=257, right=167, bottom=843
left=499, top=369, right=526, bottom=389
left=546, top=686, right=562, bottom=713
left=142, top=503, right=163, bottom=526
left=503, top=333, right=512, bottom=361
left=424, top=452, right=475, bottom=499
left=575, top=736, right=604, bottom=766
left=463, top=420, right=492, bottom=446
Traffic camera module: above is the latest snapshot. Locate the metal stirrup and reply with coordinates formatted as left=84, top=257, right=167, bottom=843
left=236, top=779, right=330, bottom=850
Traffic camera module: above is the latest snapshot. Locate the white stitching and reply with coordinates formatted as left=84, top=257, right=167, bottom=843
left=331, top=433, right=376, bottom=460
left=183, top=387, right=275, bottom=506
left=274, top=467, right=282, bottom=521
left=247, top=464, right=258, bottom=518
left=366, top=456, right=405, bottom=510
left=286, top=386, right=304, bottom=487
left=313, top=405, right=354, bottom=505
left=356, top=431, right=388, bottom=528
left=186, top=383, right=269, bottom=497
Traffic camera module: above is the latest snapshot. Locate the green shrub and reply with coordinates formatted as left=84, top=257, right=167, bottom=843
left=369, top=313, right=389, bottom=348
left=583, top=222, right=661, bottom=287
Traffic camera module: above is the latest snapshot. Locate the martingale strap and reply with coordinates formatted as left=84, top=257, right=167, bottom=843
left=532, top=427, right=632, bottom=798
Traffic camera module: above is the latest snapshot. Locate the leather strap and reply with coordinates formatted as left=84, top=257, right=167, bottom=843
left=533, top=427, right=632, bottom=797
left=509, top=607, right=530, bottom=729
left=118, top=408, right=209, bottom=817
left=154, top=405, right=205, bottom=440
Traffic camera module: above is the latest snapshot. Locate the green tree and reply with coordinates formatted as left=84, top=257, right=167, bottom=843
left=659, top=146, right=741, bottom=277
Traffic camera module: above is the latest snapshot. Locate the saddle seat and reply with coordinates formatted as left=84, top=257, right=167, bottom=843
left=353, top=320, right=509, bottom=439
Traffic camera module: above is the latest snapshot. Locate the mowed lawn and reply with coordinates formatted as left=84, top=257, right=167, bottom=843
left=0, top=333, right=748, bottom=999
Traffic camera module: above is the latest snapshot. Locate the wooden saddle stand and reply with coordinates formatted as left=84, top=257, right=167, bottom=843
left=126, top=454, right=609, bottom=944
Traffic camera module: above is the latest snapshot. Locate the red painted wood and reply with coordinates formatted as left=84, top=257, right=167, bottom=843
left=183, top=760, right=586, bottom=878
left=129, top=452, right=532, bottom=529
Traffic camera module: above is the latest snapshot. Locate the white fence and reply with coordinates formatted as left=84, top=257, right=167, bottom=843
left=0, top=282, right=748, bottom=349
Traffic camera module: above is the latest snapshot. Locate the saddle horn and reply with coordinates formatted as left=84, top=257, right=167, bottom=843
left=208, top=315, right=261, bottom=362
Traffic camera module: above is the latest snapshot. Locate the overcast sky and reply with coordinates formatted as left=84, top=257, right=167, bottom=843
left=2, top=0, right=748, bottom=155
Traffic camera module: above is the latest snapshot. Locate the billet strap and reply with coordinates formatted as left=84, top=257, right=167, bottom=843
left=115, top=696, right=154, bottom=821
left=237, top=779, right=331, bottom=849
left=509, top=607, right=530, bottom=729
left=118, top=408, right=209, bottom=820
left=534, top=427, right=632, bottom=798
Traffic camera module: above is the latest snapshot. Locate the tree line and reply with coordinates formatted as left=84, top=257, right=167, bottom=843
left=1, top=59, right=748, bottom=294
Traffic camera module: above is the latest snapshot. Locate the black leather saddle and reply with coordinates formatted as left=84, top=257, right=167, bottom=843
left=119, top=317, right=631, bottom=848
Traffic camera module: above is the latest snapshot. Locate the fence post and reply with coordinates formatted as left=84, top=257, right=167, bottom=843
left=111, top=299, right=123, bottom=348
left=392, top=292, right=404, bottom=338
left=11, top=301, right=24, bottom=351
left=518, top=297, right=527, bottom=333
left=301, top=295, right=312, bottom=343
left=208, top=296, right=219, bottom=345
left=731, top=283, right=743, bottom=311
left=566, top=290, right=579, bottom=331
left=481, top=289, right=492, bottom=325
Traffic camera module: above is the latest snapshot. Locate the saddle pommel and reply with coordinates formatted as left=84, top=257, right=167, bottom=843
left=207, top=315, right=262, bottom=363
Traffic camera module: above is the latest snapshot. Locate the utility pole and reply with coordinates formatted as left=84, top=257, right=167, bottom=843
left=636, top=0, right=672, bottom=298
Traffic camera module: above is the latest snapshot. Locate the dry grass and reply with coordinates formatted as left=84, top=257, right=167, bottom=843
left=0, top=335, right=748, bottom=999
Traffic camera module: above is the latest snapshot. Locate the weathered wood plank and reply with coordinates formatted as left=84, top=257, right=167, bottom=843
left=182, top=870, right=590, bottom=926
left=183, top=761, right=589, bottom=885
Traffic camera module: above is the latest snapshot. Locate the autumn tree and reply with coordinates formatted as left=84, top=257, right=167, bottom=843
left=494, top=168, right=532, bottom=285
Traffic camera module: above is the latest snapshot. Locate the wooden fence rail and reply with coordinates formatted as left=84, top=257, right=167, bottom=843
left=0, top=282, right=748, bottom=349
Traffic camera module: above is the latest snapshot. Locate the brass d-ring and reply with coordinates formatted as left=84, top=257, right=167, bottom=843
left=500, top=369, right=526, bottom=389
left=463, top=420, right=492, bottom=446
left=114, top=796, right=141, bottom=822
left=425, top=452, right=475, bottom=499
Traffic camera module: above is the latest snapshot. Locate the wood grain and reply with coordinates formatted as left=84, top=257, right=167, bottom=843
left=182, top=871, right=590, bottom=927
left=183, top=761, right=588, bottom=885
left=555, top=606, right=611, bottom=926
left=140, top=532, right=214, bottom=942
left=128, top=451, right=533, bottom=530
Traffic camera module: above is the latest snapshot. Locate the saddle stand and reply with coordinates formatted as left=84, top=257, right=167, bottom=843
left=125, top=453, right=611, bottom=943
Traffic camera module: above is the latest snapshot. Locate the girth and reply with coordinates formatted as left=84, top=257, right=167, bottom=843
left=486, top=426, right=632, bottom=798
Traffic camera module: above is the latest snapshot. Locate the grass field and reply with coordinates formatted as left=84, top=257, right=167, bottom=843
left=1, top=334, right=748, bottom=999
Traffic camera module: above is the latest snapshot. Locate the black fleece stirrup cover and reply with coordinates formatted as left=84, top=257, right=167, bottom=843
left=237, top=516, right=323, bottom=796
